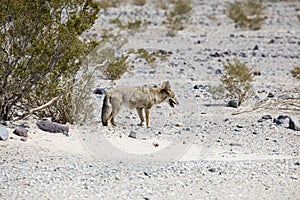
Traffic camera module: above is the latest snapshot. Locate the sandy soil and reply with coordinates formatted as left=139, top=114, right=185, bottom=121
left=1, top=1, right=300, bottom=199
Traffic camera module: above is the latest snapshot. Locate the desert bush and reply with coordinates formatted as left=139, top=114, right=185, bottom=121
left=99, top=0, right=121, bottom=10
left=0, top=0, right=99, bottom=122
left=103, top=55, right=130, bottom=81
left=291, top=66, right=300, bottom=79
left=220, top=59, right=255, bottom=106
left=133, top=0, right=147, bottom=6
left=225, top=0, right=265, bottom=30
left=163, top=0, right=192, bottom=35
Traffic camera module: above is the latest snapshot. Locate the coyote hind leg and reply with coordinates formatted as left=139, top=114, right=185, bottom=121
left=136, top=108, right=145, bottom=126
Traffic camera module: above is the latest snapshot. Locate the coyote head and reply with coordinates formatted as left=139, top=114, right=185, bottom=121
left=161, top=81, right=179, bottom=108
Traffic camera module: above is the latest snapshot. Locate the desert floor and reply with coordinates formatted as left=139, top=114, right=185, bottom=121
left=1, top=1, right=300, bottom=199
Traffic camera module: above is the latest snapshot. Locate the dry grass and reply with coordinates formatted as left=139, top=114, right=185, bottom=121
left=225, top=0, right=266, bottom=30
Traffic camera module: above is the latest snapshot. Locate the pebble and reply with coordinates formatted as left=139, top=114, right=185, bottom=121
left=267, top=92, right=275, bottom=98
left=13, top=127, right=28, bottom=137
left=93, top=88, right=106, bottom=95
left=128, top=131, right=137, bottom=139
left=0, top=126, right=9, bottom=141
left=228, top=100, right=239, bottom=108
left=262, top=115, right=272, bottom=120
left=288, top=117, right=300, bottom=131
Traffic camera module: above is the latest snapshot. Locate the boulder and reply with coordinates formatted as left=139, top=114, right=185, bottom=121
left=289, top=117, right=300, bottom=131
left=13, top=127, right=28, bottom=137
left=37, top=119, right=70, bottom=136
left=0, top=126, right=9, bottom=141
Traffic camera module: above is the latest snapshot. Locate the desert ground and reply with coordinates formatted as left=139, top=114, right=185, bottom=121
left=1, top=0, right=300, bottom=199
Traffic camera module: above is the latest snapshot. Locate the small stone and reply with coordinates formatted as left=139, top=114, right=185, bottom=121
left=128, top=131, right=137, bottom=139
left=269, top=39, right=275, bottom=44
left=267, top=92, right=275, bottom=98
left=262, top=115, right=272, bottom=120
left=20, top=137, right=27, bottom=142
left=253, top=45, right=259, bottom=50
left=13, top=127, right=28, bottom=137
left=210, top=52, right=221, bottom=57
left=215, top=69, right=222, bottom=75
left=253, top=71, right=261, bottom=76
left=3, top=121, right=10, bottom=126
left=234, top=127, right=241, bottom=132
left=236, top=125, right=243, bottom=128
left=273, top=115, right=289, bottom=125
left=16, top=111, right=23, bottom=117
left=295, top=162, right=300, bottom=166
left=289, top=117, right=300, bottom=131
left=208, top=168, right=216, bottom=172
left=0, top=126, right=9, bottom=141
left=93, top=88, right=106, bottom=95
left=228, top=100, right=238, bottom=108
left=229, top=143, right=242, bottom=147
left=175, top=122, right=183, bottom=127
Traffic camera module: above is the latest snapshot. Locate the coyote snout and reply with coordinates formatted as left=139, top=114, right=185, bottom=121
left=101, top=81, right=179, bottom=127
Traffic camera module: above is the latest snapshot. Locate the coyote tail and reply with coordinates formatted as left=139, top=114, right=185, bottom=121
left=101, top=94, right=111, bottom=126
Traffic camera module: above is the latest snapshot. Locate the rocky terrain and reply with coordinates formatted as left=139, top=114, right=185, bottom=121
left=1, top=0, right=300, bottom=199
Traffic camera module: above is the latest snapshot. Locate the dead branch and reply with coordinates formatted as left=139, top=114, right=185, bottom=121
left=29, top=96, right=59, bottom=114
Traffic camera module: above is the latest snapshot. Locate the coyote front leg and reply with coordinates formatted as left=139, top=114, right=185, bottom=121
left=145, top=108, right=150, bottom=127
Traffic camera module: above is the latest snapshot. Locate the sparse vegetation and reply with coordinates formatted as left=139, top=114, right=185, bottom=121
left=133, top=0, right=147, bottom=6
left=163, top=0, right=192, bottom=36
left=99, top=0, right=121, bottom=10
left=225, top=0, right=266, bottom=30
left=110, top=16, right=147, bottom=30
left=103, top=55, right=130, bottom=81
left=291, top=66, right=300, bottom=80
left=220, top=59, right=255, bottom=106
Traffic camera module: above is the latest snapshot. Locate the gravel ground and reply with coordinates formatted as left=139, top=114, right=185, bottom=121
left=1, top=0, right=300, bottom=199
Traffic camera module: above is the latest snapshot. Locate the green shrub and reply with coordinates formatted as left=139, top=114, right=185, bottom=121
left=163, top=0, right=192, bottom=35
left=225, top=0, right=265, bottom=30
left=133, top=0, right=147, bottom=6
left=0, top=0, right=99, bottom=122
left=103, top=55, right=130, bottom=81
left=291, top=66, right=300, bottom=80
left=220, top=59, right=255, bottom=106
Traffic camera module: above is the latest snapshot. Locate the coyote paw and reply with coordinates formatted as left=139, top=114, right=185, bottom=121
left=137, top=122, right=145, bottom=126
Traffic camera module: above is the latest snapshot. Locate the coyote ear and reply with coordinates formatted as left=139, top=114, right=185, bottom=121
left=162, top=81, right=171, bottom=90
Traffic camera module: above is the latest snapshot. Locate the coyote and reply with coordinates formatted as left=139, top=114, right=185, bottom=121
left=101, top=81, right=179, bottom=127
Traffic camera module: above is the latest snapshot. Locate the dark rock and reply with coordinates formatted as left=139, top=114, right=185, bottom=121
left=0, top=126, right=9, bottom=141
left=208, top=168, right=216, bottom=172
left=128, top=131, right=137, bottom=139
left=289, top=117, right=300, bottom=131
left=193, top=84, right=206, bottom=90
left=253, top=45, right=259, bottom=50
left=93, top=88, right=106, bottom=95
left=253, top=71, right=261, bottom=76
left=234, top=127, right=241, bottom=132
left=269, top=39, right=275, bottom=44
left=215, top=69, right=222, bottom=75
left=228, top=100, right=238, bottom=108
left=295, top=162, right=300, bottom=166
left=13, top=127, right=28, bottom=137
left=210, top=52, right=222, bottom=57
left=236, top=125, right=243, bottom=128
left=239, top=52, right=247, bottom=57
left=37, top=120, right=70, bottom=135
left=158, top=49, right=168, bottom=54
left=273, top=115, right=289, bottom=125
left=267, top=92, right=275, bottom=98
left=262, top=115, right=272, bottom=120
